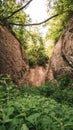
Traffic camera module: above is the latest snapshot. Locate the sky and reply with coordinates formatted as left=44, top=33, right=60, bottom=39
left=25, top=0, right=48, bottom=37
left=25, top=0, right=48, bottom=22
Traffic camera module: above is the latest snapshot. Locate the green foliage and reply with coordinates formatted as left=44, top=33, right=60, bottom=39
left=46, top=14, right=68, bottom=44
left=46, top=0, right=73, bottom=44
left=57, top=73, right=72, bottom=88
left=54, top=0, right=73, bottom=14
left=0, top=0, right=27, bottom=22
left=0, top=76, right=73, bottom=130
left=0, top=0, right=49, bottom=65
left=26, top=29, right=49, bottom=66
left=39, top=81, right=73, bottom=106
left=0, top=0, right=30, bottom=49
left=27, top=44, right=49, bottom=66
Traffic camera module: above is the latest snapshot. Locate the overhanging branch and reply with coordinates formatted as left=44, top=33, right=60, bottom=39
left=9, top=14, right=59, bottom=26
left=9, top=10, right=71, bottom=26
left=3, top=0, right=33, bottom=20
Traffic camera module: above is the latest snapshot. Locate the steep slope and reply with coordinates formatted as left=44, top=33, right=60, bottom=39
left=0, top=26, right=29, bottom=85
left=46, top=17, right=73, bottom=80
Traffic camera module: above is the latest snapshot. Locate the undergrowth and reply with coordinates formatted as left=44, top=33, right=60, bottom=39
left=0, top=76, right=73, bottom=130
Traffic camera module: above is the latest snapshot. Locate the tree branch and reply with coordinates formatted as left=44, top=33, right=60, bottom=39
left=9, top=14, right=59, bottom=26
left=3, top=0, right=33, bottom=20
left=9, top=10, right=71, bottom=26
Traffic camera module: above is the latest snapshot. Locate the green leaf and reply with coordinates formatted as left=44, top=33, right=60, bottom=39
left=64, top=122, right=73, bottom=127
left=6, top=107, right=14, bottom=117
left=0, top=125, right=5, bottom=130
left=8, top=118, right=20, bottom=130
left=26, top=113, right=41, bottom=125
left=21, top=124, right=29, bottom=130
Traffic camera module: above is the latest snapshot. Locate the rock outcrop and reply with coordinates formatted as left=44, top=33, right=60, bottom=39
left=29, top=65, right=48, bottom=87
left=0, top=26, right=29, bottom=85
left=0, top=16, right=73, bottom=87
left=46, top=17, right=73, bottom=80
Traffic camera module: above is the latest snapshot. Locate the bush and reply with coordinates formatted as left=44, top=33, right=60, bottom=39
left=27, top=45, right=49, bottom=67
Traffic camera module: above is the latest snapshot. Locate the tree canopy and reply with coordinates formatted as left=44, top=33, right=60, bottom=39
left=46, top=0, right=73, bottom=44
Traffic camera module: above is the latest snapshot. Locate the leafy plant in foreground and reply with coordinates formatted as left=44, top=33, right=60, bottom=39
left=0, top=77, right=73, bottom=130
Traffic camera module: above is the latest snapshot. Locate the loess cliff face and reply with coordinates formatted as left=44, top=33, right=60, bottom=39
left=46, top=17, right=73, bottom=80
left=0, top=26, right=29, bottom=85
left=29, top=65, right=48, bottom=87
left=0, top=16, right=73, bottom=87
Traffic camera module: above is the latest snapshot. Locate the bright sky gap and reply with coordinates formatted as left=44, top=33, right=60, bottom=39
left=25, top=0, right=48, bottom=37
